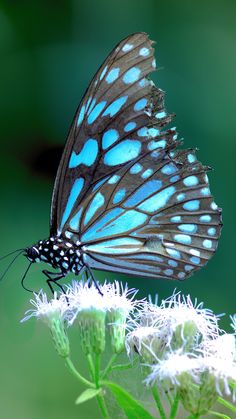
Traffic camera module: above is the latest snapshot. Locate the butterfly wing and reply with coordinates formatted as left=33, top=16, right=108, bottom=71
left=63, top=142, right=222, bottom=280
left=50, top=32, right=169, bottom=235
left=52, top=32, right=222, bottom=280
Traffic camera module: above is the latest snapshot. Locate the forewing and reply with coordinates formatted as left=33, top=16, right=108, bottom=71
left=64, top=142, right=222, bottom=280
left=50, top=32, right=169, bottom=234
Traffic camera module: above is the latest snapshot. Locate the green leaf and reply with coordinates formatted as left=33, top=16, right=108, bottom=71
left=103, top=380, right=155, bottom=419
left=217, top=396, right=236, bottom=413
left=75, top=388, right=102, bottom=405
left=208, top=411, right=231, bottom=419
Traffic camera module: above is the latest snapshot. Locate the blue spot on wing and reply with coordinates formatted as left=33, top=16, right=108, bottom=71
left=69, top=139, right=98, bottom=168
left=183, top=176, right=199, bottom=187
left=104, top=140, right=141, bottom=166
left=161, top=163, right=177, bottom=175
left=108, top=175, right=120, bottom=184
left=183, top=200, right=200, bottom=211
left=138, top=186, right=175, bottom=213
left=178, top=224, right=197, bottom=233
left=84, top=192, right=105, bottom=226
left=130, top=163, right=142, bottom=174
left=124, top=122, right=136, bottom=132
left=134, top=98, right=147, bottom=111
left=148, top=140, right=166, bottom=150
left=86, top=237, right=142, bottom=254
left=77, top=105, right=85, bottom=126
left=113, top=188, right=126, bottom=204
left=100, top=65, right=108, bottom=80
left=174, top=234, right=191, bottom=245
left=82, top=208, right=124, bottom=242
left=60, top=178, right=84, bottom=231
left=200, top=215, right=211, bottom=222
left=123, top=67, right=141, bottom=84
left=88, top=101, right=107, bottom=124
left=81, top=209, right=147, bottom=242
left=69, top=207, right=83, bottom=230
left=92, top=177, right=109, bottom=191
left=102, top=129, right=119, bottom=149
left=106, top=67, right=120, bottom=83
left=103, top=96, right=128, bottom=117
left=124, top=180, right=162, bottom=208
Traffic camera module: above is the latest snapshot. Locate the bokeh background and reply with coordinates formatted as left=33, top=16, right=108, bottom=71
left=0, top=1, right=235, bottom=418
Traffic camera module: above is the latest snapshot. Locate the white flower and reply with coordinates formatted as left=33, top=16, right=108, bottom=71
left=65, top=279, right=108, bottom=354
left=145, top=351, right=200, bottom=387
left=126, top=325, right=159, bottom=354
left=66, top=278, right=142, bottom=328
left=103, top=281, right=143, bottom=354
left=21, top=290, right=69, bottom=325
left=21, top=290, right=70, bottom=357
left=198, top=334, right=236, bottom=399
left=230, top=314, right=236, bottom=334
left=125, top=322, right=169, bottom=363
left=200, top=355, right=236, bottom=399
left=200, top=334, right=236, bottom=362
left=103, top=281, right=141, bottom=315
left=139, top=291, right=220, bottom=348
left=65, top=279, right=108, bottom=327
left=66, top=279, right=107, bottom=314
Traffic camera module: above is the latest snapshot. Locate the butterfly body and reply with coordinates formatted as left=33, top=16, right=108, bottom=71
left=24, top=33, right=222, bottom=289
left=26, top=237, right=83, bottom=275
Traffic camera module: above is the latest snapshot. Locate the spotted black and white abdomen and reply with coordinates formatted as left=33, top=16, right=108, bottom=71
left=26, top=237, right=83, bottom=275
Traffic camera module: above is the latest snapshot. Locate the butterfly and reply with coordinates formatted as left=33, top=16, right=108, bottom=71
left=24, top=32, right=222, bottom=292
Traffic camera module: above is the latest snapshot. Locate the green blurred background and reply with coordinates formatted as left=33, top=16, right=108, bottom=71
left=0, top=1, right=235, bottom=418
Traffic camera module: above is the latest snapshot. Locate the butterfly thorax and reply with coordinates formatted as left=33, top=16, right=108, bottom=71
left=25, top=237, right=83, bottom=275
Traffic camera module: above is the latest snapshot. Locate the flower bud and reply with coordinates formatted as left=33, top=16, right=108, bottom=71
left=77, top=308, right=106, bottom=355
left=171, top=320, right=198, bottom=351
left=126, top=326, right=166, bottom=363
left=50, top=318, right=70, bottom=358
left=21, top=291, right=71, bottom=357
left=107, top=308, right=127, bottom=354
left=179, top=372, right=217, bottom=415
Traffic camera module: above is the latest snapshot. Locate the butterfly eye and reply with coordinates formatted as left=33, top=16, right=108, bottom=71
left=26, top=246, right=39, bottom=261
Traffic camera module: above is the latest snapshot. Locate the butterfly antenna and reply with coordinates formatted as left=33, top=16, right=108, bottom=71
left=0, top=250, right=24, bottom=281
left=21, top=262, right=33, bottom=293
left=0, top=248, right=24, bottom=261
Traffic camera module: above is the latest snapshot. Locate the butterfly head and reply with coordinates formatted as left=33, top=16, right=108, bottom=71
left=24, top=238, right=53, bottom=264
left=25, top=244, right=41, bottom=263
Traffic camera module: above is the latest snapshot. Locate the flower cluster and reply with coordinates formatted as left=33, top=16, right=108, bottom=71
left=22, top=282, right=236, bottom=417
left=22, top=279, right=141, bottom=356
left=126, top=291, right=236, bottom=416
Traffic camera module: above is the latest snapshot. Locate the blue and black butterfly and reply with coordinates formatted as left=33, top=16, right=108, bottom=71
left=23, top=32, right=222, bottom=292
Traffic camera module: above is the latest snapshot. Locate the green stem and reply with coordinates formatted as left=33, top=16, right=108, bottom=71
left=170, top=393, right=180, bottom=419
left=109, top=356, right=139, bottom=373
left=151, top=386, right=167, bottom=419
left=208, top=412, right=230, bottom=418
left=86, top=353, right=95, bottom=381
left=88, top=353, right=110, bottom=419
left=101, top=354, right=118, bottom=379
left=65, top=357, right=95, bottom=388
left=94, top=353, right=101, bottom=387
left=217, top=396, right=236, bottom=413
left=96, top=393, right=110, bottom=419
left=165, top=390, right=173, bottom=407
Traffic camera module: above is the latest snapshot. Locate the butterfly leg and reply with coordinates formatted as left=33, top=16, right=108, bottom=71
left=85, top=265, right=103, bottom=296
left=42, top=269, right=66, bottom=295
